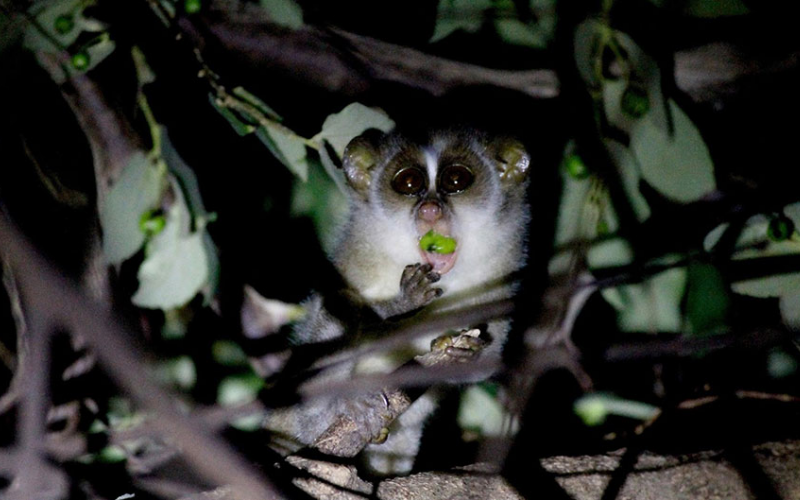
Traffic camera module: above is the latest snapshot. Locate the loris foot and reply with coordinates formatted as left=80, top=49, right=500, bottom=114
left=313, top=390, right=411, bottom=457
left=417, top=328, right=488, bottom=367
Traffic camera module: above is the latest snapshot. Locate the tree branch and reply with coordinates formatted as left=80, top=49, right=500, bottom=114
left=0, top=212, right=282, bottom=500
left=165, top=0, right=800, bottom=108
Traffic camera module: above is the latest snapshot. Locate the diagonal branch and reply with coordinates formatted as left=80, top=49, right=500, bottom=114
left=0, top=211, right=283, bottom=500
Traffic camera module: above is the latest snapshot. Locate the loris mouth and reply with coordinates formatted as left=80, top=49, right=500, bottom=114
left=416, top=201, right=458, bottom=274
left=421, top=246, right=458, bottom=274
left=417, top=228, right=458, bottom=274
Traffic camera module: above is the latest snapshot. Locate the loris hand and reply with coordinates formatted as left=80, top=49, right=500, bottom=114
left=372, top=263, right=442, bottom=319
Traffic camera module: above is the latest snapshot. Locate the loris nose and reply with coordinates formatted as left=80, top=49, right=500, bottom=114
left=418, top=201, right=442, bottom=222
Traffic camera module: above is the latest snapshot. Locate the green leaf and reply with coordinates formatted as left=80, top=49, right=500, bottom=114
left=318, top=141, right=349, bottom=196
left=430, top=0, right=492, bottom=42
left=232, top=86, right=282, bottom=121
left=602, top=79, right=633, bottom=129
left=587, top=236, right=632, bottom=270
left=212, top=340, right=249, bottom=367
left=549, top=172, right=614, bottom=276
left=457, top=385, right=518, bottom=437
left=597, top=251, right=687, bottom=334
left=291, top=157, right=349, bottom=253
left=601, top=29, right=668, bottom=132
left=107, top=397, right=144, bottom=431
left=97, top=445, right=127, bottom=463
left=604, top=140, right=651, bottom=222
left=573, top=19, right=603, bottom=86
left=703, top=222, right=729, bottom=252
left=209, top=94, right=256, bottom=136
left=161, top=127, right=211, bottom=219
left=132, top=178, right=210, bottom=309
left=683, top=0, right=748, bottom=17
left=685, top=262, right=729, bottom=335
left=24, top=0, right=85, bottom=53
left=218, top=373, right=264, bottom=406
left=80, top=36, right=115, bottom=74
left=162, top=309, right=187, bottom=339
left=201, top=232, right=220, bottom=304
left=706, top=206, right=800, bottom=305
left=312, top=103, right=395, bottom=158
left=553, top=171, right=610, bottom=248
left=575, top=393, right=659, bottom=427
left=184, top=0, right=201, bottom=14
left=24, top=1, right=116, bottom=82
left=780, top=291, right=800, bottom=329
left=256, top=125, right=309, bottom=181
left=311, top=102, right=394, bottom=196
left=231, top=413, right=264, bottom=432
left=495, top=18, right=549, bottom=49
left=161, top=128, right=220, bottom=303
left=154, top=355, right=197, bottom=390
left=259, top=0, right=303, bottom=29
left=497, top=0, right=556, bottom=48
left=100, top=152, right=166, bottom=264
left=630, top=99, right=716, bottom=203
left=767, top=348, right=798, bottom=379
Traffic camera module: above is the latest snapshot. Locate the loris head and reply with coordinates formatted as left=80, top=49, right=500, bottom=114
left=339, top=128, right=530, bottom=285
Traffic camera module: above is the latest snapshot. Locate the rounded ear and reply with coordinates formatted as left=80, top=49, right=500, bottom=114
left=488, top=138, right=530, bottom=185
left=342, top=129, right=385, bottom=199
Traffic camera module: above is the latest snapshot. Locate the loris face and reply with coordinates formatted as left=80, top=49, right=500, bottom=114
left=375, top=132, right=513, bottom=274
left=340, top=129, right=530, bottom=294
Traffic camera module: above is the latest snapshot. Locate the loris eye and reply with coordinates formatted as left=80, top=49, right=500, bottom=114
left=391, top=167, right=427, bottom=195
left=438, top=164, right=474, bottom=194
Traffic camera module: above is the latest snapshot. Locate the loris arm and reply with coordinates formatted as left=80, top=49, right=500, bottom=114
left=293, top=262, right=441, bottom=345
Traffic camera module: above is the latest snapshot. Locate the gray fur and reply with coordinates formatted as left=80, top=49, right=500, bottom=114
left=264, top=129, right=530, bottom=475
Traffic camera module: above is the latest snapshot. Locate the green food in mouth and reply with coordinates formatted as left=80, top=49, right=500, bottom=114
left=419, top=230, right=457, bottom=254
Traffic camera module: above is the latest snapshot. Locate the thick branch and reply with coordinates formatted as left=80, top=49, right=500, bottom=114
left=185, top=1, right=558, bottom=100
left=173, top=1, right=800, bottom=107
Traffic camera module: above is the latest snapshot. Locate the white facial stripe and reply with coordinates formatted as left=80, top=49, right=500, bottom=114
left=424, top=148, right=438, bottom=191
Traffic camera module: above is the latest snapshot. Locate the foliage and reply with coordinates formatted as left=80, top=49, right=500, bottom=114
left=1, top=0, right=800, bottom=498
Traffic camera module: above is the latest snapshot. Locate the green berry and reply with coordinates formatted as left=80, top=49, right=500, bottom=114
left=71, top=51, right=90, bottom=71
left=574, top=397, right=608, bottom=427
left=184, top=0, right=201, bottom=14
left=419, top=230, right=457, bottom=254
left=767, top=215, right=795, bottom=242
left=139, top=210, right=167, bottom=236
left=621, top=85, right=650, bottom=118
left=54, top=14, right=75, bottom=34
left=564, top=154, right=589, bottom=179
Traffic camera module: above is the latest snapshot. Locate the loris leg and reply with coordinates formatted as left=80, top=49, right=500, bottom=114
left=363, top=390, right=439, bottom=475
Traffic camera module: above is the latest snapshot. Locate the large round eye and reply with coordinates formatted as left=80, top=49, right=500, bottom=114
left=391, top=167, right=427, bottom=195
left=438, top=164, right=474, bottom=194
